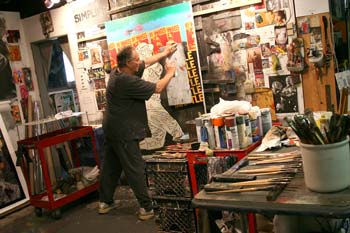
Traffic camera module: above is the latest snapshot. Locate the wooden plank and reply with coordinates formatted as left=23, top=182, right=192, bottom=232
left=298, top=13, right=337, bottom=111
left=193, top=0, right=261, bottom=17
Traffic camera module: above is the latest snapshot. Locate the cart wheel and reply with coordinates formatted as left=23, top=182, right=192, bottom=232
left=52, top=209, right=61, bottom=219
left=34, top=207, right=43, bottom=217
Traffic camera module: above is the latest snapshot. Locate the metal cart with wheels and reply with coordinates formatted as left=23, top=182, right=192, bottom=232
left=17, top=126, right=100, bottom=219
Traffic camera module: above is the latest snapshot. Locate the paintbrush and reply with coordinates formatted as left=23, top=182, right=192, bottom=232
left=249, top=150, right=301, bottom=158
left=248, top=154, right=300, bottom=161
left=238, top=166, right=299, bottom=174
left=247, top=169, right=298, bottom=176
left=227, top=177, right=292, bottom=186
left=226, top=181, right=289, bottom=187
left=249, top=158, right=301, bottom=165
left=206, top=185, right=276, bottom=194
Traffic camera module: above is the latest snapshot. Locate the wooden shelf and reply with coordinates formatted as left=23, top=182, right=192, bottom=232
left=202, top=79, right=235, bottom=84
left=108, top=0, right=163, bottom=15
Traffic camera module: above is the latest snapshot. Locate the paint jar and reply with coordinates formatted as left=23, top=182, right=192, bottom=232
left=224, top=116, right=240, bottom=150
left=235, top=115, right=247, bottom=149
left=203, top=118, right=216, bottom=149
left=301, top=138, right=350, bottom=192
left=212, top=117, right=226, bottom=148
left=195, top=117, right=203, bottom=142
left=261, top=108, right=272, bottom=135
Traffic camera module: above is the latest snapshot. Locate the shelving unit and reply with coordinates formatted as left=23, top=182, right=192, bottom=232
left=16, top=126, right=100, bottom=218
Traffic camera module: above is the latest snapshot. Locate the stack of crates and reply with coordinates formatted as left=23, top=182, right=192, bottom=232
left=145, top=157, right=197, bottom=233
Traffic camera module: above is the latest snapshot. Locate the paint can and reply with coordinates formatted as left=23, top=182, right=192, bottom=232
left=224, top=116, right=240, bottom=150
left=235, top=115, right=247, bottom=149
left=244, top=114, right=253, bottom=146
left=203, top=118, right=216, bottom=149
left=212, top=117, right=226, bottom=148
left=249, top=110, right=260, bottom=142
left=195, top=117, right=203, bottom=142
left=261, top=108, right=272, bottom=135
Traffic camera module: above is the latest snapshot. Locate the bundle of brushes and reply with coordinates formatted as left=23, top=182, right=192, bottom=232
left=285, top=109, right=350, bottom=145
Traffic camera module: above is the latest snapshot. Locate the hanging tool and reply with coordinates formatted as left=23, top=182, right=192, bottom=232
left=322, top=16, right=332, bottom=74
left=339, top=87, right=349, bottom=114
left=308, top=34, right=324, bottom=83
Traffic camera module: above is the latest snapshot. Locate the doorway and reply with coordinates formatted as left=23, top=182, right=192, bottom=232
left=31, top=35, right=79, bottom=122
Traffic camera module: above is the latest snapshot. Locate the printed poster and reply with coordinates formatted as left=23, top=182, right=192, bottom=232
left=105, top=2, right=203, bottom=106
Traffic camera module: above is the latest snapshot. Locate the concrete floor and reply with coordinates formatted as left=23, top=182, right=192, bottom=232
left=0, top=186, right=157, bottom=233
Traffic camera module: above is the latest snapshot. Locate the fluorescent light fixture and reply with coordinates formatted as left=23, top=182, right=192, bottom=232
left=44, top=0, right=54, bottom=8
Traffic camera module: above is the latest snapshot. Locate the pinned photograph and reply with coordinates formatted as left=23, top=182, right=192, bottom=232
left=269, top=75, right=298, bottom=113
left=8, top=45, right=21, bottom=61
left=22, top=67, right=33, bottom=91
left=90, top=48, right=102, bottom=66
left=6, top=30, right=20, bottom=43
left=275, top=26, right=288, bottom=45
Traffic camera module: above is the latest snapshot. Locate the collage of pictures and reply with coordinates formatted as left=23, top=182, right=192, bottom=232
left=198, top=0, right=302, bottom=113
left=77, top=35, right=110, bottom=111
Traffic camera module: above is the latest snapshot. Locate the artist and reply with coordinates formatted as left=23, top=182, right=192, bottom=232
left=98, top=41, right=177, bottom=220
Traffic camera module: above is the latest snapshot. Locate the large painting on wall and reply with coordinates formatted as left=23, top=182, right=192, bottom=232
left=105, top=2, right=205, bottom=150
left=105, top=2, right=203, bottom=106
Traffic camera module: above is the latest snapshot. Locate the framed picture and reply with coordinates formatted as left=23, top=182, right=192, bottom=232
left=269, top=75, right=301, bottom=113
left=0, top=112, right=29, bottom=216
left=48, top=89, right=77, bottom=113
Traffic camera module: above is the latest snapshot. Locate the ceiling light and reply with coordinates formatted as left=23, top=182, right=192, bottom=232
left=44, top=0, right=54, bottom=8
left=52, top=0, right=61, bottom=3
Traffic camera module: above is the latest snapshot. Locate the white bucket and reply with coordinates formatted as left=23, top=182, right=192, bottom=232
left=300, top=138, right=350, bottom=193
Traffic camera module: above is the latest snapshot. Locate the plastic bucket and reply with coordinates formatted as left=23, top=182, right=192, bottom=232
left=300, top=138, right=350, bottom=193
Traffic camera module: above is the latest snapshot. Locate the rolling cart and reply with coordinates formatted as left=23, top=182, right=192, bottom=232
left=17, top=126, right=100, bottom=218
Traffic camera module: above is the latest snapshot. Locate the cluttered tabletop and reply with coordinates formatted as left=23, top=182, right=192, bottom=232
left=192, top=146, right=350, bottom=218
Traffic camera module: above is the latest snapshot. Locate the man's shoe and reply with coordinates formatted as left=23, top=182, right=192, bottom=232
left=137, top=208, right=154, bottom=221
left=98, top=200, right=120, bottom=214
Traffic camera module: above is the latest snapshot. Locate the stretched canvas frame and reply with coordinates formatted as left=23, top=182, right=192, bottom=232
left=0, top=111, right=29, bottom=216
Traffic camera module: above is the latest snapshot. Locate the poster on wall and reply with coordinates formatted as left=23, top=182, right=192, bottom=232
left=105, top=2, right=203, bottom=106
left=105, top=2, right=204, bottom=150
left=269, top=75, right=299, bottom=113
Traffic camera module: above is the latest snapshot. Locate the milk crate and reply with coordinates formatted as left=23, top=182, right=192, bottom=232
left=145, top=158, right=192, bottom=198
left=153, top=197, right=196, bottom=233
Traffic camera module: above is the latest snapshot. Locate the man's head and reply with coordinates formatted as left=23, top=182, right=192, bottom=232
left=285, top=76, right=293, bottom=86
left=117, top=46, right=142, bottom=74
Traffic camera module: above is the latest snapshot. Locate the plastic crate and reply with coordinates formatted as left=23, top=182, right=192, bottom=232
left=153, top=198, right=196, bottom=233
left=146, top=158, right=192, bottom=198
left=186, top=140, right=262, bottom=196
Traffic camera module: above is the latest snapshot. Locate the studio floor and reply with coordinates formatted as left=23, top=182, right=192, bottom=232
left=0, top=186, right=157, bottom=233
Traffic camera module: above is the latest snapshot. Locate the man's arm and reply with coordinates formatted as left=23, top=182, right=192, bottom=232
left=155, top=60, right=176, bottom=93
left=144, top=41, right=177, bottom=67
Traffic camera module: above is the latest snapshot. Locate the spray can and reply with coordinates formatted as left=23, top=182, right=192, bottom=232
left=203, top=118, right=216, bottom=149
left=212, top=117, right=226, bottom=148
left=249, top=110, right=260, bottom=142
left=195, top=117, right=203, bottom=142
left=224, top=116, right=240, bottom=150
left=244, top=113, right=253, bottom=146
left=236, top=115, right=247, bottom=149
left=261, top=108, right=272, bottom=135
